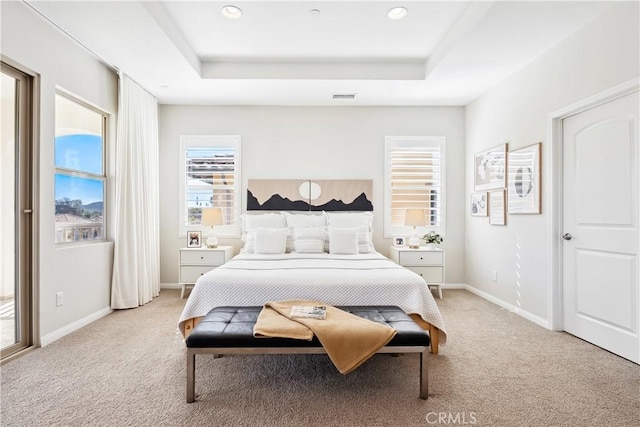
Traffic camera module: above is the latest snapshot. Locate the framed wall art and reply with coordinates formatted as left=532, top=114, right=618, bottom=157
left=470, top=192, right=488, bottom=216
left=474, top=143, right=508, bottom=191
left=247, top=179, right=373, bottom=211
left=187, top=231, right=202, bottom=248
left=393, top=236, right=405, bottom=247
left=508, top=143, right=541, bottom=214
left=489, top=190, right=506, bottom=226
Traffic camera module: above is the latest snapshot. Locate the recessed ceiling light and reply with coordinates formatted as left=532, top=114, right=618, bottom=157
left=388, top=6, right=408, bottom=20
left=310, top=9, right=320, bottom=15
left=160, top=85, right=169, bottom=89
left=221, top=5, right=243, bottom=19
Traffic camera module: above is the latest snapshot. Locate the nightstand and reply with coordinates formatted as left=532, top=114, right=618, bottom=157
left=390, top=246, right=445, bottom=298
left=179, top=246, right=234, bottom=298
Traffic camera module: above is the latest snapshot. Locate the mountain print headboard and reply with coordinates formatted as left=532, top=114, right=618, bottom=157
left=247, top=179, right=373, bottom=211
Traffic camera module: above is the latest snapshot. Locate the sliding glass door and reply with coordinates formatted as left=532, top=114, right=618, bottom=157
left=1, top=62, right=34, bottom=360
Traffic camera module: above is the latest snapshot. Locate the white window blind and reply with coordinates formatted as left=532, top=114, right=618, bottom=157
left=179, top=135, right=241, bottom=237
left=384, top=136, right=446, bottom=238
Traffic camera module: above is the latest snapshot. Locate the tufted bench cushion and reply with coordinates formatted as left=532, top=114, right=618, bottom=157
left=186, top=305, right=430, bottom=401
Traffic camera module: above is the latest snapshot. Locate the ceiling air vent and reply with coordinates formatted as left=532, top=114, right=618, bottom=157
left=332, top=93, right=357, bottom=99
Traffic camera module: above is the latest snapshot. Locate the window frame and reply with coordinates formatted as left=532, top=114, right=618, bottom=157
left=384, top=135, right=446, bottom=238
left=178, top=135, right=242, bottom=238
left=54, top=90, right=107, bottom=245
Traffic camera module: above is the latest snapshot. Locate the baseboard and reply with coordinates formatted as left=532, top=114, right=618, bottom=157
left=161, top=282, right=181, bottom=290
left=41, top=306, right=112, bottom=347
left=441, top=283, right=466, bottom=289
left=462, top=285, right=550, bottom=329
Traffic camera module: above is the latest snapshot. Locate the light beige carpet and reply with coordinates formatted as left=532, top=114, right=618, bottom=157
left=1, top=289, right=638, bottom=427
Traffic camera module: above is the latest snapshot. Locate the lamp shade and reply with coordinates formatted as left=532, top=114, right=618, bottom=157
left=404, top=209, right=426, bottom=227
left=201, top=208, right=223, bottom=227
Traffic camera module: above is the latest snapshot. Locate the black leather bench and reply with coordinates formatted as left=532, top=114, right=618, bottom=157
left=186, top=306, right=431, bottom=402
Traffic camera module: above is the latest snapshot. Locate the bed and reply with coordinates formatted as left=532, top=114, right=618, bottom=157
left=178, top=252, right=447, bottom=353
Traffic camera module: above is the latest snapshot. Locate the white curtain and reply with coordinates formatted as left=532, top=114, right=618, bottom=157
left=111, top=73, right=160, bottom=308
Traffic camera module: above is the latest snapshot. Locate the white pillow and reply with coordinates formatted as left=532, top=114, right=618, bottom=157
left=293, top=227, right=326, bottom=253
left=241, top=213, right=289, bottom=252
left=246, top=231, right=293, bottom=254
left=326, top=212, right=373, bottom=230
left=241, top=213, right=286, bottom=240
left=283, top=212, right=325, bottom=252
left=284, top=212, right=326, bottom=228
left=329, top=228, right=359, bottom=255
left=354, top=226, right=375, bottom=254
left=325, top=225, right=375, bottom=254
left=254, top=228, right=288, bottom=254
left=241, top=230, right=257, bottom=253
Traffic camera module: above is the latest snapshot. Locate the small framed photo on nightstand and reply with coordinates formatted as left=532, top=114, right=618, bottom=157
left=393, top=236, right=405, bottom=247
left=187, top=231, right=202, bottom=248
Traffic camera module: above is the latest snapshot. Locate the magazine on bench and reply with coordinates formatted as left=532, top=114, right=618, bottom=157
left=290, top=305, right=327, bottom=320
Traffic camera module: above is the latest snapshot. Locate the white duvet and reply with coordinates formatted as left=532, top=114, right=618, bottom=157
left=178, top=252, right=447, bottom=343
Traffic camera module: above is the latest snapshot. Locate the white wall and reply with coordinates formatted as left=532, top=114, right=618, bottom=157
left=465, top=2, right=639, bottom=322
left=1, top=2, right=118, bottom=341
left=159, top=106, right=465, bottom=284
left=8, top=0, right=628, bottom=343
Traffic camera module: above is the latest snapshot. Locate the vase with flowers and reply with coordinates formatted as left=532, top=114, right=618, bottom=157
left=422, top=231, right=443, bottom=250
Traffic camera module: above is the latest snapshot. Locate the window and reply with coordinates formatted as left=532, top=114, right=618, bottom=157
left=54, top=92, right=107, bottom=244
left=384, top=136, right=446, bottom=238
left=179, top=135, right=241, bottom=237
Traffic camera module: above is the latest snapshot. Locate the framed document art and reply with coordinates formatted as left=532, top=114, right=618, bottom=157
left=508, top=143, right=541, bottom=214
left=470, top=192, right=488, bottom=216
left=489, top=190, right=506, bottom=225
left=474, top=143, right=508, bottom=191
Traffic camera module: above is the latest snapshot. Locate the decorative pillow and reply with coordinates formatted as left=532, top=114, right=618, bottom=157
left=240, top=213, right=289, bottom=252
left=354, top=226, right=375, bottom=254
left=241, top=230, right=257, bottom=253
left=254, top=228, right=288, bottom=254
left=284, top=212, right=326, bottom=228
left=328, top=228, right=359, bottom=255
left=292, top=227, right=326, bottom=253
left=241, top=213, right=286, bottom=241
left=325, top=225, right=375, bottom=254
left=326, top=211, right=374, bottom=230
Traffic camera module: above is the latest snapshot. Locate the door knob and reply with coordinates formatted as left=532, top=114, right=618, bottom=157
left=562, top=233, right=572, bottom=241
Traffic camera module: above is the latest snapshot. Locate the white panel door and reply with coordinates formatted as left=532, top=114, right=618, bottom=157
left=562, top=91, right=639, bottom=363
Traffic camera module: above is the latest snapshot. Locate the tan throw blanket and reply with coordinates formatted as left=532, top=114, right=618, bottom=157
left=254, top=300, right=397, bottom=374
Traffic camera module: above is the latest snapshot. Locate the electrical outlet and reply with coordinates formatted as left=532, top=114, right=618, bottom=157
left=56, top=292, right=64, bottom=307
left=491, top=271, right=497, bottom=282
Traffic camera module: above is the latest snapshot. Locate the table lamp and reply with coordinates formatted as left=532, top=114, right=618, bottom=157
left=201, top=207, right=223, bottom=248
left=404, top=209, right=425, bottom=249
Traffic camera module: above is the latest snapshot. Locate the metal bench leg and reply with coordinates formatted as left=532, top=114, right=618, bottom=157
left=420, top=350, right=428, bottom=399
left=187, top=350, right=196, bottom=403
